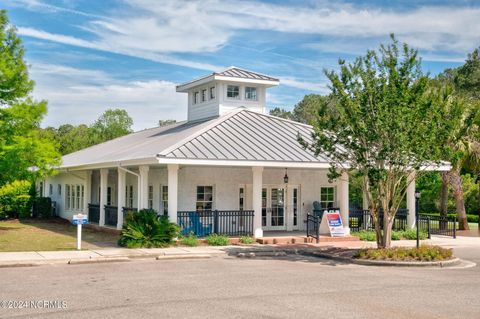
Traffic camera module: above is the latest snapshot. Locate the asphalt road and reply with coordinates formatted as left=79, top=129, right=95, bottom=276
left=0, top=248, right=479, bottom=319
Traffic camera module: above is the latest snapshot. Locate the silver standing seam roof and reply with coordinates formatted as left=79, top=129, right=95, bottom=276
left=59, top=109, right=330, bottom=169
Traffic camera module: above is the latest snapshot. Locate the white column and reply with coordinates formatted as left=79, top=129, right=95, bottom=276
left=139, top=165, right=149, bottom=210
left=99, top=168, right=108, bottom=227
left=84, top=170, right=92, bottom=215
left=167, top=164, right=179, bottom=223
left=117, top=168, right=126, bottom=230
left=406, top=171, right=416, bottom=229
left=338, top=171, right=350, bottom=235
left=252, top=166, right=263, bottom=238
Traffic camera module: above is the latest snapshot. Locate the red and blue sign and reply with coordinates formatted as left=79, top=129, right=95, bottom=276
left=326, top=210, right=345, bottom=237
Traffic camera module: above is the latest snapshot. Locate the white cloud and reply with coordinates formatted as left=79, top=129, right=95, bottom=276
left=29, top=63, right=187, bottom=130
left=278, top=76, right=329, bottom=93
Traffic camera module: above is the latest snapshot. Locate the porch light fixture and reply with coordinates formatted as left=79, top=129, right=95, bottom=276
left=283, top=168, right=289, bottom=184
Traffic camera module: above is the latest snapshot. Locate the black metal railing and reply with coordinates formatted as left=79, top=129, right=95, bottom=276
left=349, top=209, right=409, bottom=232
left=419, top=214, right=456, bottom=238
left=104, top=205, right=118, bottom=227
left=306, top=214, right=320, bottom=243
left=177, top=210, right=254, bottom=237
left=88, top=204, right=100, bottom=223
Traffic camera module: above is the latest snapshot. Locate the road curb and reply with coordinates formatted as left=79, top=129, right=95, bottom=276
left=67, top=257, right=131, bottom=265
left=309, top=251, right=463, bottom=267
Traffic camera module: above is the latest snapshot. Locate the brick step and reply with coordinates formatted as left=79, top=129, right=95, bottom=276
left=256, top=236, right=359, bottom=245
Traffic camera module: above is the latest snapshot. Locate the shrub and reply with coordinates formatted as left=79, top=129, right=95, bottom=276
left=355, top=245, right=453, bottom=261
left=205, top=234, right=230, bottom=246
left=32, top=197, right=52, bottom=219
left=353, top=230, right=376, bottom=241
left=0, top=180, right=32, bottom=219
left=239, top=235, right=255, bottom=245
left=118, top=209, right=180, bottom=248
left=180, top=233, right=199, bottom=247
left=401, top=229, right=428, bottom=240
left=391, top=231, right=401, bottom=241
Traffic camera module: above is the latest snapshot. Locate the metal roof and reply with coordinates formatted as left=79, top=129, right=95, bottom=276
left=176, top=67, right=279, bottom=91
left=158, top=110, right=329, bottom=163
left=60, top=109, right=331, bottom=169
left=215, top=67, right=279, bottom=82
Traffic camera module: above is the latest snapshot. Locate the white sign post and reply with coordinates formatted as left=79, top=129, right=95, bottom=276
left=72, top=214, right=88, bottom=250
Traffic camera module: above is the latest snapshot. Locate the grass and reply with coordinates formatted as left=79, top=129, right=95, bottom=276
left=205, top=234, right=230, bottom=246
left=0, top=219, right=119, bottom=251
left=355, top=245, right=453, bottom=262
left=239, top=235, right=255, bottom=245
left=352, top=230, right=429, bottom=241
left=179, top=233, right=199, bottom=247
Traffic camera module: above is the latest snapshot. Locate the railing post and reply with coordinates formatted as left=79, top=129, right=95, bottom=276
left=214, top=210, right=219, bottom=234
left=315, top=216, right=320, bottom=244
left=427, top=216, right=431, bottom=239
left=453, top=217, right=456, bottom=239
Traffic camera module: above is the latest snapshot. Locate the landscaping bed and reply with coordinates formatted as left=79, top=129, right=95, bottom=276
left=352, top=229, right=428, bottom=241
left=354, top=245, right=453, bottom=262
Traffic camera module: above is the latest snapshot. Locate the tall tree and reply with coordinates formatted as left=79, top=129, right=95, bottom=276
left=300, top=35, right=459, bottom=248
left=0, top=10, right=60, bottom=184
left=90, top=109, right=133, bottom=144
left=269, top=107, right=294, bottom=120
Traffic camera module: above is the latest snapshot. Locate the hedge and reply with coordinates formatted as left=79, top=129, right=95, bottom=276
left=0, top=180, right=32, bottom=219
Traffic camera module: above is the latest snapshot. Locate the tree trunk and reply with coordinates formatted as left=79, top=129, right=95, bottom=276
left=381, top=215, right=393, bottom=249
left=449, top=168, right=469, bottom=230
left=440, top=172, right=449, bottom=217
left=373, top=209, right=384, bottom=248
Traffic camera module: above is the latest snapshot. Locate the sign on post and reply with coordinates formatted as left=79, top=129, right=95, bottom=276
left=325, top=210, right=346, bottom=237
left=72, top=214, right=88, bottom=250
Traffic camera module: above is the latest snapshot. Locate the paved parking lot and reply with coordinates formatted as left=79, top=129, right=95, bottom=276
left=0, top=244, right=479, bottom=319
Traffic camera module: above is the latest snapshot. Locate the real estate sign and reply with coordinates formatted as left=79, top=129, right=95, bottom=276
left=325, top=210, right=346, bottom=237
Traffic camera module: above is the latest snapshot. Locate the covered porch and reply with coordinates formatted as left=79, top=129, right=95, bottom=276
left=70, top=163, right=418, bottom=238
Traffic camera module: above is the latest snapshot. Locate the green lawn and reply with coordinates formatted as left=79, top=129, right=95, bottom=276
left=0, top=219, right=119, bottom=252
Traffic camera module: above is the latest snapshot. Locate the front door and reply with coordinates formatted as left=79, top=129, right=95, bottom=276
left=262, top=186, right=287, bottom=230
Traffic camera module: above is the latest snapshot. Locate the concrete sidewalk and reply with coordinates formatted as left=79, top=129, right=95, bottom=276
left=0, top=235, right=469, bottom=268
left=0, top=246, right=230, bottom=267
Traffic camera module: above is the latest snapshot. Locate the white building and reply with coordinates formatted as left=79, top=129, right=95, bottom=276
left=43, top=67, right=423, bottom=237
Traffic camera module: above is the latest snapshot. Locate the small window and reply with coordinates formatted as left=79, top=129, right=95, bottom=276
left=239, top=187, right=244, bottom=211
left=76, top=185, right=81, bottom=209
left=209, top=86, right=215, bottom=99
left=194, top=92, right=199, bottom=104
left=39, top=182, right=44, bottom=197
left=320, top=187, right=335, bottom=209
left=293, top=188, right=298, bottom=226
left=58, top=184, right=61, bottom=196
left=128, top=185, right=134, bottom=208
left=227, top=85, right=240, bottom=99
left=245, top=87, right=257, bottom=100
left=148, top=185, right=153, bottom=209
left=49, top=184, right=53, bottom=196
left=201, top=89, right=207, bottom=102
left=107, top=187, right=112, bottom=206
left=161, top=186, right=168, bottom=215
left=66, top=185, right=71, bottom=210
left=196, top=186, right=213, bottom=212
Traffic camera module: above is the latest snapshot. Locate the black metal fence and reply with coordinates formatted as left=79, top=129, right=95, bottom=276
left=419, top=214, right=456, bottom=238
left=177, top=210, right=254, bottom=237
left=306, top=214, right=320, bottom=243
left=349, top=209, right=409, bottom=232
left=88, top=204, right=100, bottom=223
left=104, top=205, right=118, bottom=227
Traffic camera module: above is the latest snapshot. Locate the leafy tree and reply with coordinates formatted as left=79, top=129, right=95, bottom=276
left=454, top=48, right=480, bottom=100
left=0, top=10, right=60, bottom=184
left=291, top=94, right=331, bottom=124
left=90, top=109, right=133, bottom=144
left=269, top=107, right=294, bottom=120
left=158, top=119, right=176, bottom=127
left=300, top=36, right=459, bottom=248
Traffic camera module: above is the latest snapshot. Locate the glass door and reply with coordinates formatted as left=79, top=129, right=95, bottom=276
left=270, top=188, right=285, bottom=227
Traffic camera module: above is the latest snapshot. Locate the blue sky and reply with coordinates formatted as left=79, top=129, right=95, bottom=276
left=4, top=0, right=480, bottom=130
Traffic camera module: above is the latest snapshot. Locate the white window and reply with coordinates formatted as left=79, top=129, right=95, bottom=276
left=320, top=187, right=336, bottom=209
left=161, top=186, right=168, bottom=215
left=76, top=185, right=81, bottom=209
left=57, top=184, right=61, bottom=196
left=245, top=87, right=257, bottom=100
left=239, top=187, right=244, bottom=210
left=194, top=91, right=199, bottom=104
left=209, top=86, right=215, bottom=99
left=227, top=85, right=240, bottom=99
left=66, top=185, right=71, bottom=210
left=107, top=186, right=112, bottom=206
left=39, top=182, right=44, bottom=197
left=49, top=184, right=53, bottom=196
left=126, top=185, right=134, bottom=208
left=148, top=185, right=153, bottom=209
left=196, top=186, right=213, bottom=212
left=201, top=89, right=207, bottom=102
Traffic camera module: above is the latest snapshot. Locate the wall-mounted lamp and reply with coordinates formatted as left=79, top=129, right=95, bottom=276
left=284, top=168, right=289, bottom=184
